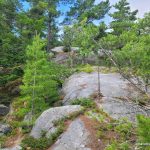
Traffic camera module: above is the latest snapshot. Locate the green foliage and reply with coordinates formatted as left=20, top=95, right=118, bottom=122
left=77, top=64, right=94, bottom=73
left=110, top=0, right=138, bottom=35
left=21, top=136, right=52, bottom=150
left=21, top=124, right=65, bottom=150
left=18, top=35, right=58, bottom=118
left=137, top=115, right=150, bottom=143
left=0, top=136, right=7, bottom=148
left=61, top=26, right=75, bottom=52
left=114, top=119, right=132, bottom=139
left=105, top=141, right=130, bottom=150
left=71, top=98, right=96, bottom=108
left=64, top=0, right=110, bottom=24
left=0, top=0, right=26, bottom=87
left=73, top=21, right=99, bottom=58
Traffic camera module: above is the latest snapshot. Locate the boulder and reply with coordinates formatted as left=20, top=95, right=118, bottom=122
left=0, top=105, right=9, bottom=116
left=51, top=118, right=90, bottom=150
left=30, top=105, right=82, bottom=139
left=51, top=46, right=79, bottom=53
left=0, top=123, right=11, bottom=136
left=51, top=46, right=64, bottom=53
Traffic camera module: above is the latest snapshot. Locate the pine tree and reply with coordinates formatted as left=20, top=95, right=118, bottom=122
left=20, top=35, right=58, bottom=117
left=110, top=0, right=138, bottom=35
left=64, top=0, right=110, bottom=24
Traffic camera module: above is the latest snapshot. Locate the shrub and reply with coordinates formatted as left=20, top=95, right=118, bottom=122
left=71, top=98, right=96, bottom=108
left=114, top=118, right=132, bottom=139
left=77, top=64, right=94, bottom=73
left=21, top=136, right=51, bottom=150
left=136, top=115, right=150, bottom=143
left=105, top=141, right=130, bottom=150
left=21, top=126, right=65, bottom=150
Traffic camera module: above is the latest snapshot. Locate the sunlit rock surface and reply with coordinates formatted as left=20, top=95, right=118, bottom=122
left=62, top=72, right=149, bottom=121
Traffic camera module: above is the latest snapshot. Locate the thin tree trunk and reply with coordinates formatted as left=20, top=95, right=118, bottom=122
left=31, top=31, right=37, bottom=121
left=47, top=18, right=52, bottom=52
left=97, top=65, right=101, bottom=99
left=31, top=67, right=36, bottom=121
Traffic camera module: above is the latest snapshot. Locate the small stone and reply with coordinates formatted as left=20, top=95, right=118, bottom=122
left=0, top=105, right=9, bottom=116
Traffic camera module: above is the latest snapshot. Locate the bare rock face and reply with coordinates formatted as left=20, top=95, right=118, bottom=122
left=0, top=105, right=9, bottom=116
left=62, top=72, right=148, bottom=121
left=51, top=118, right=91, bottom=150
left=30, top=105, right=82, bottom=139
left=62, top=72, right=141, bottom=104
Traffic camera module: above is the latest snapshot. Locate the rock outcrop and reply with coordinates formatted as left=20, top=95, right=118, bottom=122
left=30, top=105, right=82, bottom=138
left=62, top=72, right=149, bottom=121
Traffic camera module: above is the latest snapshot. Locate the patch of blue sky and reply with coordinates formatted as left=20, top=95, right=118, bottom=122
left=22, top=1, right=30, bottom=11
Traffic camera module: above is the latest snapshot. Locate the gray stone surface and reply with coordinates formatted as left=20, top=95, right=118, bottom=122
left=0, top=123, right=11, bottom=136
left=62, top=72, right=149, bottom=121
left=100, top=97, right=148, bottom=122
left=30, top=105, right=82, bottom=139
left=1, top=145, right=22, bottom=150
left=62, top=72, right=141, bottom=104
left=51, top=118, right=91, bottom=150
left=0, top=105, right=9, bottom=116
left=51, top=46, right=64, bottom=53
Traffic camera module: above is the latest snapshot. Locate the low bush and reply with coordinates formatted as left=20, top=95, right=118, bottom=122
left=105, top=141, right=130, bottom=150
left=21, top=125, right=65, bottom=150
